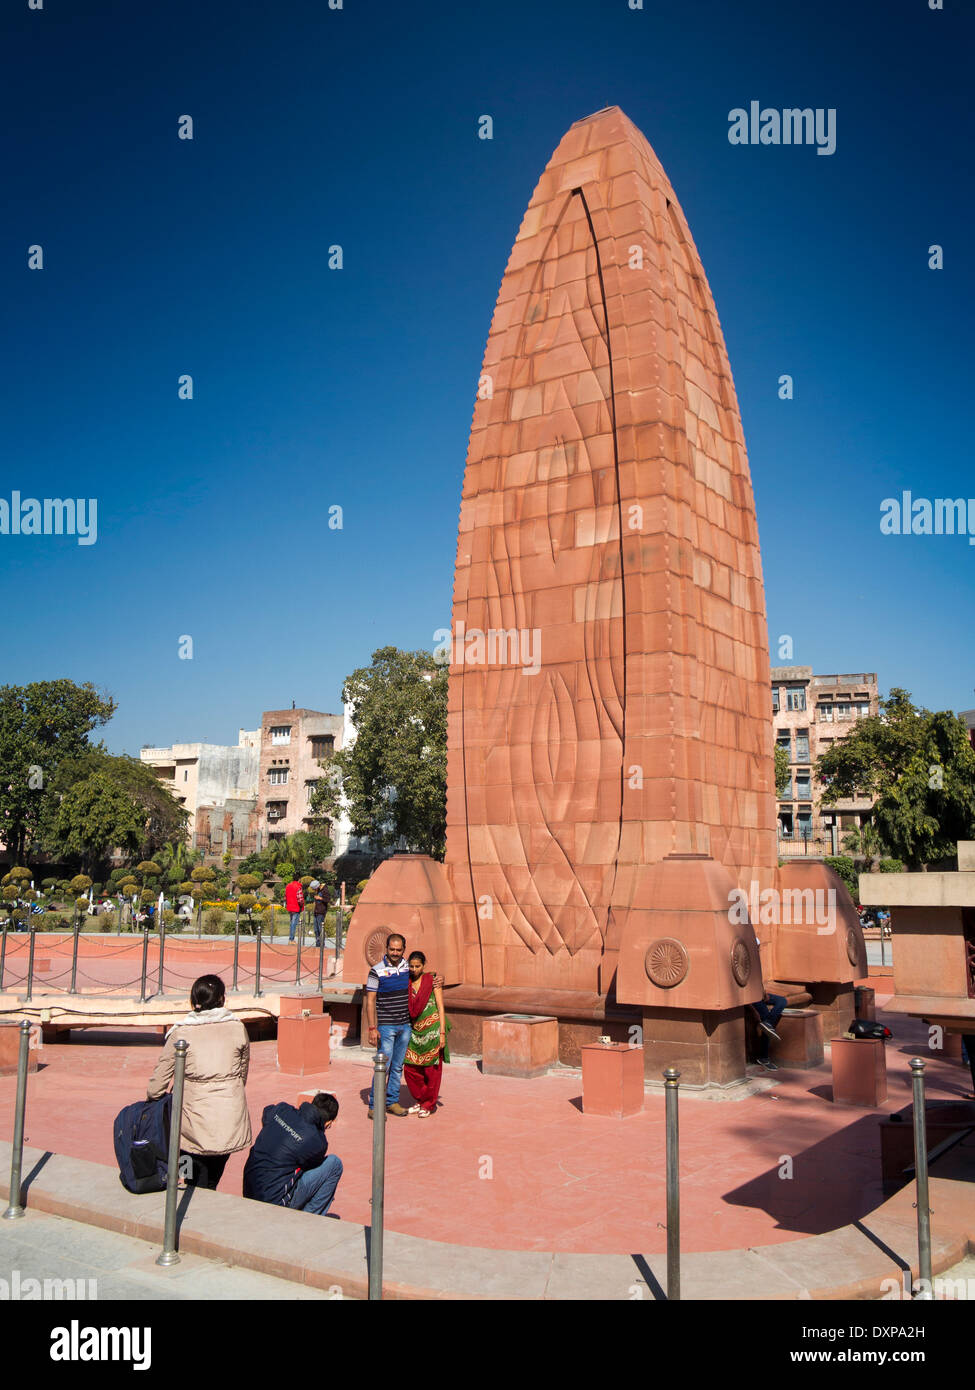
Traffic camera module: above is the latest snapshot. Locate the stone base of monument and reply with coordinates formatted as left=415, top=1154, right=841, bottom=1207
left=481, top=1014, right=559, bottom=1079
left=770, top=1009, right=824, bottom=1069
left=809, top=981, right=858, bottom=1044
left=277, top=1012, right=331, bottom=1075
left=436, top=987, right=639, bottom=1068
left=581, top=1042, right=643, bottom=1117
left=640, top=1006, right=747, bottom=1087
left=830, top=1036, right=887, bottom=1106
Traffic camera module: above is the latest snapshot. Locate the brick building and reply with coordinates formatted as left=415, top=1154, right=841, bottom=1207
left=256, top=707, right=344, bottom=844
left=771, top=667, right=879, bottom=855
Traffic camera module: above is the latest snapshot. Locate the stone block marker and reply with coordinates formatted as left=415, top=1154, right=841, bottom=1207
left=581, top=1041, right=644, bottom=1117
left=831, top=1036, right=887, bottom=1107
left=481, top=1014, right=558, bottom=1078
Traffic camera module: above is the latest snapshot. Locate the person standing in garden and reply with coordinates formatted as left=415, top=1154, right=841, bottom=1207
left=286, top=874, right=305, bottom=943
left=311, top=880, right=329, bottom=948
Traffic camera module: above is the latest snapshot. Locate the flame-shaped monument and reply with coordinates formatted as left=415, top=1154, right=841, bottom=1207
left=346, top=107, right=865, bottom=1084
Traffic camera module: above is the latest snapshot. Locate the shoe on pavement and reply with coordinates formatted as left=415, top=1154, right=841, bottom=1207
left=757, top=1057, right=773, bottom=1070
left=758, top=1021, right=781, bottom=1040
left=765, top=1059, right=779, bottom=1070
left=387, top=1103, right=409, bottom=1117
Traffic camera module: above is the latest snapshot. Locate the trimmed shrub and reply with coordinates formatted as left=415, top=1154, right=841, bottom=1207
left=237, top=874, right=261, bottom=892
left=879, top=858, right=905, bottom=873
left=41, top=877, right=57, bottom=889
left=204, top=907, right=224, bottom=933
left=70, top=874, right=93, bottom=894
left=2, top=885, right=19, bottom=903
left=237, top=894, right=257, bottom=913
left=136, top=861, right=161, bottom=876
left=824, top=856, right=858, bottom=900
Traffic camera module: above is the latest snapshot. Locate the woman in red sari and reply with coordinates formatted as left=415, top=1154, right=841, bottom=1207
left=403, top=951, right=446, bottom=1117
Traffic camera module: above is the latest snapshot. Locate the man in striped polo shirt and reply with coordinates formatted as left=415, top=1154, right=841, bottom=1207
left=365, top=934, right=412, bottom=1118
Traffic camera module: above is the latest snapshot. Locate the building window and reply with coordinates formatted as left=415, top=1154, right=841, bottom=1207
left=779, top=812, right=794, bottom=838
left=776, top=731, right=791, bottom=756
left=858, top=703, right=870, bottom=716
left=309, top=736, right=334, bottom=760
left=797, top=811, right=813, bottom=839
left=183, top=770, right=188, bottom=782
left=270, top=725, right=292, bottom=744
left=305, top=779, right=321, bottom=803
left=795, top=729, right=810, bottom=761
left=779, top=782, right=793, bottom=802
left=795, top=771, right=812, bottom=798
left=266, top=801, right=288, bottom=822
left=268, top=768, right=289, bottom=785
left=819, top=703, right=833, bottom=722
left=771, top=688, right=780, bottom=714
left=835, top=703, right=851, bottom=720
left=786, top=688, right=806, bottom=711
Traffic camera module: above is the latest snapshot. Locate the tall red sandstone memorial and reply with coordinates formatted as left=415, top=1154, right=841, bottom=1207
left=347, top=107, right=865, bottom=1084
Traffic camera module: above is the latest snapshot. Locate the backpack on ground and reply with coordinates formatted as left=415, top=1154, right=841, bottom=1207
left=113, top=1095, right=173, bottom=1193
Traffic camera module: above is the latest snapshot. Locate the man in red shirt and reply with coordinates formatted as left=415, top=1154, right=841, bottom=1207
left=285, top=876, right=305, bottom=943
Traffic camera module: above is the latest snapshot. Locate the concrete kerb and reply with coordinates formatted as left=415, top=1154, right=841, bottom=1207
left=1, top=1141, right=972, bottom=1300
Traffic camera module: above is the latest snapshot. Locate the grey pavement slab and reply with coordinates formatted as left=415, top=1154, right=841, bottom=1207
left=0, top=1209, right=342, bottom=1299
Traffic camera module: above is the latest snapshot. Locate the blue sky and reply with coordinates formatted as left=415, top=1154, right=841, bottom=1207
left=2, top=0, right=972, bottom=753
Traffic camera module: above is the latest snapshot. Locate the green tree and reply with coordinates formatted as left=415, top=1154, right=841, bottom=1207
left=52, top=774, right=143, bottom=872
left=0, top=679, right=116, bottom=862
left=310, top=646, right=447, bottom=858
left=817, top=688, right=975, bottom=870
left=840, top=821, right=889, bottom=873
left=773, top=743, right=790, bottom=796
left=42, top=747, right=188, bottom=865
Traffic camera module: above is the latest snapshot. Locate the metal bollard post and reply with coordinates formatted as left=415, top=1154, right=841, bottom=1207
left=317, top=928, right=325, bottom=992
left=0, top=922, right=7, bottom=992
left=157, top=920, right=167, bottom=997
left=254, top=926, right=263, bottom=998
left=910, top=1057, right=933, bottom=1298
left=369, top=1052, right=387, bottom=1300
left=295, top=924, right=303, bottom=986
left=117, top=898, right=123, bottom=935
left=139, top=927, right=151, bottom=1003
left=232, top=909, right=240, bottom=993
left=2, top=1021, right=32, bottom=1220
left=25, top=925, right=37, bottom=1003
left=156, top=1039, right=189, bottom=1266
left=69, top=918, right=81, bottom=995
left=335, top=904, right=344, bottom=963
left=664, top=1066, right=681, bottom=1300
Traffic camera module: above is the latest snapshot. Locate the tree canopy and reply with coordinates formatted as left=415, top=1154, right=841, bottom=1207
left=52, top=772, right=143, bottom=872
left=817, top=688, right=975, bottom=869
left=310, top=646, right=447, bottom=858
left=0, top=679, right=116, bottom=861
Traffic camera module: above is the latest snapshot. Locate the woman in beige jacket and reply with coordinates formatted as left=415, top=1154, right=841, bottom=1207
left=147, top=974, right=251, bottom=1190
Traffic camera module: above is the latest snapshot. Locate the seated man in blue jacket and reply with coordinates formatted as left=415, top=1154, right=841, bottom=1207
left=242, top=1093, right=342, bottom=1216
